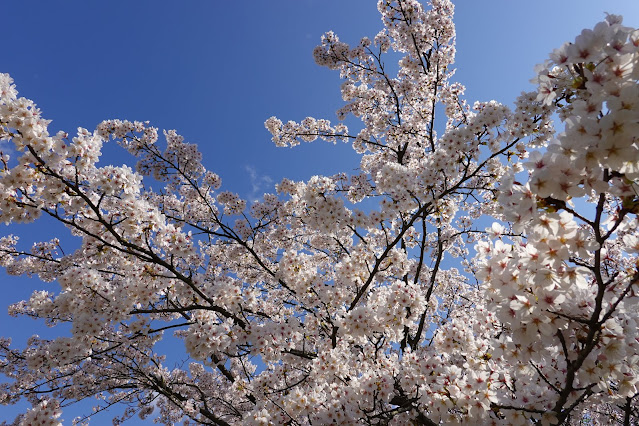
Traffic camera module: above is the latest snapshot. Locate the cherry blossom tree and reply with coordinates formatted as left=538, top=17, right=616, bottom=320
left=1, top=0, right=638, bottom=424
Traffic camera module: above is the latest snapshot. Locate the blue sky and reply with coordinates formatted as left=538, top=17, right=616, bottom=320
left=1, top=0, right=639, bottom=423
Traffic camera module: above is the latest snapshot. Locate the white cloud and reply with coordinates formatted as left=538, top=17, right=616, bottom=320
left=244, top=165, right=274, bottom=202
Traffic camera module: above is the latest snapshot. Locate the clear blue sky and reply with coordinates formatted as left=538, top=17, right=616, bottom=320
left=1, top=0, right=638, bottom=423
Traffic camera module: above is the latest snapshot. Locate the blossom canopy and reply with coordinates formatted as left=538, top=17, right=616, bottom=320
left=1, top=1, right=639, bottom=425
